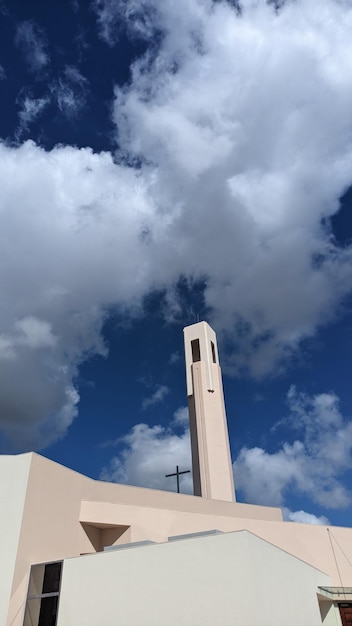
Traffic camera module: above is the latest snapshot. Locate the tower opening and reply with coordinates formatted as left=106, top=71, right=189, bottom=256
left=191, top=339, right=201, bottom=363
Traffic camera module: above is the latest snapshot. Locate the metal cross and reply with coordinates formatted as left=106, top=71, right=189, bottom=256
left=165, top=465, right=191, bottom=494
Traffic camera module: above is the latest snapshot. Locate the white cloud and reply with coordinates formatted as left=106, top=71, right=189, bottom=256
left=2, top=0, right=352, bottom=448
left=283, top=508, right=330, bottom=525
left=142, top=385, right=170, bottom=410
left=15, top=21, right=49, bottom=76
left=0, top=140, right=152, bottom=448
left=101, top=387, right=349, bottom=514
left=108, top=0, right=352, bottom=377
left=173, top=406, right=189, bottom=427
left=234, top=387, right=352, bottom=510
left=92, top=0, right=119, bottom=45
left=0, top=316, right=57, bottom=355
left=64, top=65, right=87, bottom=86
left=15, top=65, right=88, bottom=133
left=50, top=65, right=88, bottom=117
left=0, top=315, right=74, bottom=448
left=0, top=65, right=6, bottom=80
left=100, top=408, right=192, bottom=492
left=92, top=0, right=156, bottom=45
left=16, top=95, right=49, bottom=136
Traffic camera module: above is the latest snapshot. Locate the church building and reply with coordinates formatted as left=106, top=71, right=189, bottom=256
left=1, top=322, right=352, bottom=625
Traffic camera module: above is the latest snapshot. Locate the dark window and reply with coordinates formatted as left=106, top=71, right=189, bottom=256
left=191, top=339, right=201, bottom=362
left=23, top=562, right=62, bottom=626
left=211, top=341, right=216, bottom=363
left=42, top=563, right=61, bottom=594
left=39, top=596, right=59, bottom=626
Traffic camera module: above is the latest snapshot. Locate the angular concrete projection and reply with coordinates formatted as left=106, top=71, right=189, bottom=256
left=184, top=322, right=235, bottom=502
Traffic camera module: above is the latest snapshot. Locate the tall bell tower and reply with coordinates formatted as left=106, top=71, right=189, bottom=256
left=183, top=321, right=235, bottom=502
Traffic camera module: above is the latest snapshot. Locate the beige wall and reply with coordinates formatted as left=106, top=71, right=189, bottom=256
left=188, top=362, right=235, bottom=501
left=79, top=499, right=352, bottom=587
left=7, top=454, right=94, bottom=626
left=184, top=322, right=235, bottom=502
left=57, top=530, right=329, bottom=626
left=7, top=453, right=94, bottom=626
left=6, top=453, right=281, bottom=626
left=4, top=452, right=352, bottom=626
left=0, top=455, right=31, bottom=626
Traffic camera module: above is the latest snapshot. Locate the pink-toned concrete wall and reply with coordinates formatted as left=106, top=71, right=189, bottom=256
left=5, top=452, right=352, bottom=626
left=7, top=453, right=93, bottom=626
left=6, top=453, right=281, bottom=626
left=189, top=361, right=235, bottom=501
left=184, top=322, right=235, bottom=502
left=80, top=499, right=352, bottom=586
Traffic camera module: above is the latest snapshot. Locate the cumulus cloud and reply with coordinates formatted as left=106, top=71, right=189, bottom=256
left=100, top=408, right=192, bottom=492
left=0, top=316, right=57, bottom=355
left=0, top=140, right=152, bottom=448
left=283, top=508, right=330, bottom=525
left=234, top=387, right=352, bottom=509
left=142, top=384, right=170, bottom=410
left=100, top=385, right=350, bottom=518
left=108, top=0, right=352, bottom=377
left=15, top=20, right=49, bottom=76
left=173, top=406, right=189, bottom=427
left=2, top=0, right=352, bottom=448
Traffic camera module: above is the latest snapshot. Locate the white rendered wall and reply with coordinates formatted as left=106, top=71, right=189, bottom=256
left=57, top=530, right=329, bottom=626
left=0, top=454, right=31, bottom=626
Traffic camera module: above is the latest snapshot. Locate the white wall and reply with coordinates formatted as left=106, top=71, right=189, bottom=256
left=57, top=530, right=330, bottom=626
left=0, top=454, right=31, bottom=626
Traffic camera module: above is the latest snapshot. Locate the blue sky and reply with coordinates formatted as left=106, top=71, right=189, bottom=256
left=1, top=0, right=352, bottom=528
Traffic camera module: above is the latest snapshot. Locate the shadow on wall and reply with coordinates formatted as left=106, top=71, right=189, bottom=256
left=80, top=522, right=131, bottom=553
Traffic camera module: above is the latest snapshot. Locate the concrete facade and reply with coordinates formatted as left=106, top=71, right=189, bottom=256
left=184, top=322, right=235, bottom=501
left=0, top=455, right=31, bottom=626
left=1, top=321, right=352, bottom=625
left=57, top=530, right=330, bottom=626
left=1, top=451, right=352, bottom=625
